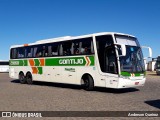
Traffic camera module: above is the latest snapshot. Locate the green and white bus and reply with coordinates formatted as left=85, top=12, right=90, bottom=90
left=9, top=32, right=151, bottom=90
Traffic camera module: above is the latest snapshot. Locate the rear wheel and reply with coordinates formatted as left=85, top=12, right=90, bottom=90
left=82, top=75, right=94, bottom=91
left=19, top=72, right=26, bottom=84
left=26, top=72, right=33, bottom=84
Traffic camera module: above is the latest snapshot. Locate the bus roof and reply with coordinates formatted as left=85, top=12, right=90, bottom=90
left=10, top=32, right=135, bottom=48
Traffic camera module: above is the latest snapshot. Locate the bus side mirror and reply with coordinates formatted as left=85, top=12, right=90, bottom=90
left=121, top=44, right=126, bottom=56
left=115, top=44, right=126, bottom=57
left=141, top=46, right=152, bottom=58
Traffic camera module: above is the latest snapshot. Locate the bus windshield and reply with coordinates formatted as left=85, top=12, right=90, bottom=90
left=119, top=46, right=145, bottom=73
left=115, top=35, right=145, bottom=73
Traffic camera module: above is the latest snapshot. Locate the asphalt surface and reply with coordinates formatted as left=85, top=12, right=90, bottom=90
left=0, top=72, right=160, bottom=119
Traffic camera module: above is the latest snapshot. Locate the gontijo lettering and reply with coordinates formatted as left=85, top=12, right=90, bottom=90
left=59, top=59, right=83, bottom=65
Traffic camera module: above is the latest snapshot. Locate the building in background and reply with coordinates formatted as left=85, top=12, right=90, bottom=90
left=147, top=57, right=159, bottom=72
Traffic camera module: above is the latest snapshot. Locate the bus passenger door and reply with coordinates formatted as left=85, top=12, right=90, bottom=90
left=104, top=47, right=119, bottom=88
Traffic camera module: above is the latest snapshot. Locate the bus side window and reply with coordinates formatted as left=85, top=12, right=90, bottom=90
left=35, top=45, right=47, bottom=57
left=70, top=42, right=74, bottom=55
left=33, top=46, right=38, bottom=58
left=15, top=48, right=18, bottom=59
left=52, top=43, right=59, bottom=56
left=11, top=48, right=18, bottom=59
left=81, top=38, right=92, bottom=54
left=10, top=49, right=12, bottom=59
left=18, top=48, right=25, bottom=58
left=24, top=48, right=28, bottom=58
left=10, top=49, right=13, bottom=59
left=72, top=37, right=94, bottom=55
left=27, top=47, right=33, bottom=58
left=36, top=45, right=42, bottom=57
left=59, top=44, right=63, bottom=56
left=62, top=41, right=72, bottom=56
left=42, top=46, right=48, bottom=57
left=74, top=42, right=80, bottom=55
left=48, top=45, right=52, bottom=57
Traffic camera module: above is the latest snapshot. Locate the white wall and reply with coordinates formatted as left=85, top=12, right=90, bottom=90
left=147, top=61, right=156, bottom=71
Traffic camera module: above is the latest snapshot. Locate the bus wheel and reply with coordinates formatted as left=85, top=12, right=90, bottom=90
left=19, top=72, right=26, bottom=84
left=26, top=72, right=33, bottom=84
left=82, top=75, right=94, bottom=91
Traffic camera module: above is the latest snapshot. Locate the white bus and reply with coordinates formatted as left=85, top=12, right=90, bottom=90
left=0, top=60, right=9, bottom=72
left=9, top=32, right=151, bottom=90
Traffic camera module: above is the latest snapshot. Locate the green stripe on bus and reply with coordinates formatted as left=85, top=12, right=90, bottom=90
left=9, top=60, right=28, bottom=66
left=34, top=59, right=40, bottom=66
left=45, top=56, right=94, bottom=66
left=9, top=56, right=95, bottom=66
left=46, top=57, right=84, bottom=66
left=89, top=56, right=94, bottom=66
left=37, top=67, right=42, bottom=74
left=120, top=71, right=144, bottom=77
left=121, top=72, right=131, bottom=76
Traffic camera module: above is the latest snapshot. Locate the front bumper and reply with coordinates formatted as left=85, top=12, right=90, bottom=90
left=117, top=77, right=146, bottom=88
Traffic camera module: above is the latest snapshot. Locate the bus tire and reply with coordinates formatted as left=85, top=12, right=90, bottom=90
left=82, top=75, right=94, bottom=91
left=26, top=72, right=33, bottom=84
left=19, top=72, right=26, bottom=84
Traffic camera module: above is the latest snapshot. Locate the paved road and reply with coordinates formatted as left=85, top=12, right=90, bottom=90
left=0, top=72, right=160, bottom=118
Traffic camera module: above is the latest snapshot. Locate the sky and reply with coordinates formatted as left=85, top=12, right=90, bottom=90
left=0, top=0, right=160, bottom=60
